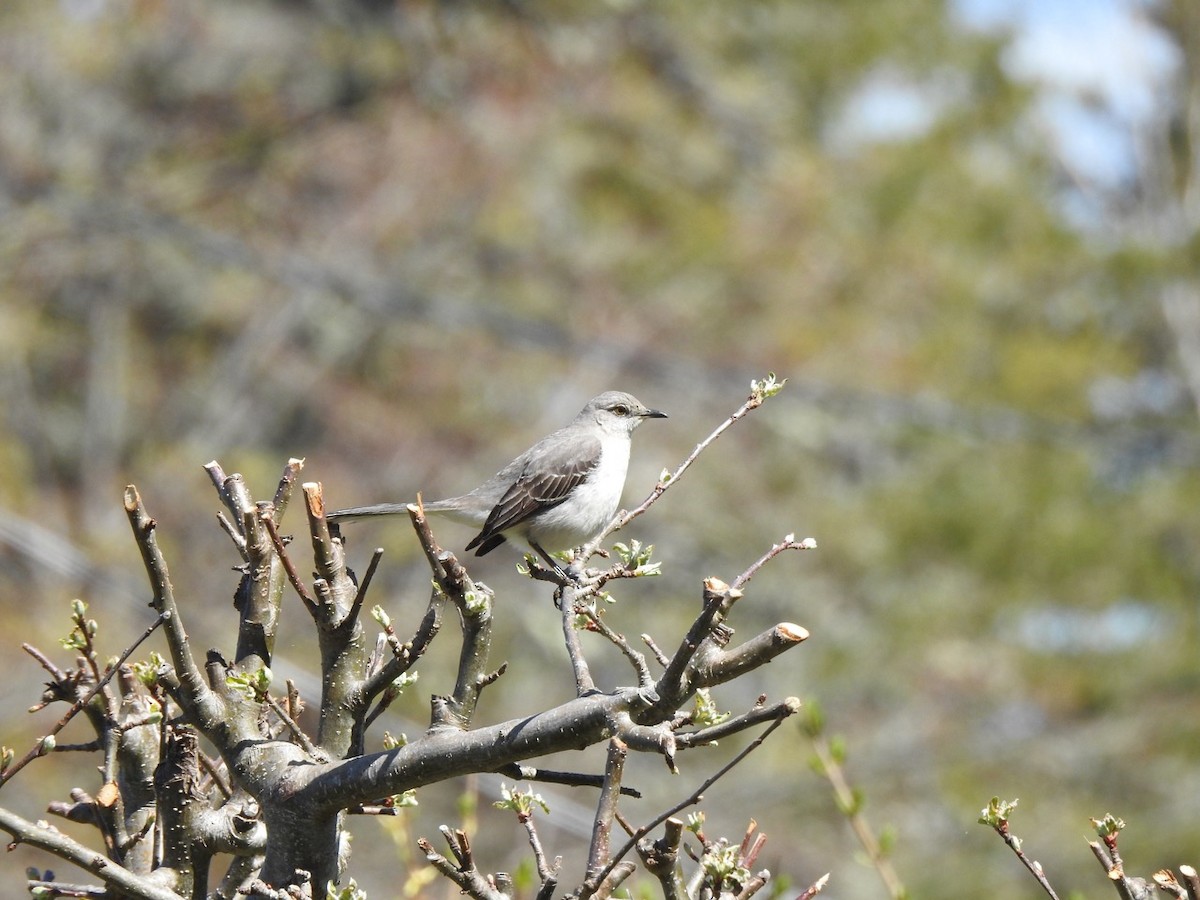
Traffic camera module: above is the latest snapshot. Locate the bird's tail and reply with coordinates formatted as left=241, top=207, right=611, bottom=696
left=326, top=503, right=412, bottom=522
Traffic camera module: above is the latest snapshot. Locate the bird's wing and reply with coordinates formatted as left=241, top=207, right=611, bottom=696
left=465, top=430, right=602, bottom=553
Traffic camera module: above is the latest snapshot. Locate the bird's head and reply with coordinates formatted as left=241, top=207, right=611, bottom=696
left=582, top=391, right=668, bottom=434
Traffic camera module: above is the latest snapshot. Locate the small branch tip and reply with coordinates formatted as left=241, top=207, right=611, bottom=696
left=778, top=623, right=810, bottom=642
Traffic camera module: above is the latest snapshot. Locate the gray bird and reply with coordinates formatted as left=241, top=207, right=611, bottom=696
left=329, top=391, right=667, bottom=573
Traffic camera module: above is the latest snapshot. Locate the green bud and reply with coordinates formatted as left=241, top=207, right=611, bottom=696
left=977, top=796, right=1019, bottom=827
left=750, top=372, right=787, bottom=400
left=382, top=731, right=408, bottom=750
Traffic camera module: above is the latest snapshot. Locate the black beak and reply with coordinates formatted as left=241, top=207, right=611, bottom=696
left=644, top=408, right=668, bottom=419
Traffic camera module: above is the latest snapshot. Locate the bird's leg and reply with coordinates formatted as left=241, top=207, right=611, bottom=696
left=529, top=540, right=579, bottom=584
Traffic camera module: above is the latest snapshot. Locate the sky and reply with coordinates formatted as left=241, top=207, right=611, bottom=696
left=952, top=0, right=1180, bottom=189
left=835, top=0, right=1179, bottom=211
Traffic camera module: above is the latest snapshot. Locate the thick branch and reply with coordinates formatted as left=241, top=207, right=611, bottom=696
left=300, top=686, right=658, bottom=814
left=232, top=501, right=287, bottom=669
left=123, top=486, right=226, bottom=732
left=406, top=499, right=456, bottom=598
left=637, top=817, right=686, bottom=900
left=270, top=457, right=304, bottom=520
left=0, top=806, right=182, bottom=900
left=655, top=578, right=741, bottom=709
left=692, top=623, right=810, bottom=686
left=301, top=481, right=371, bottom=757
left=585, top=739, right=628, bottom=882
left=443, top=576, right=497, bottom=730
left=204, top=463, right=252, bottom=540
left=403, top=499, right=501, bottom=729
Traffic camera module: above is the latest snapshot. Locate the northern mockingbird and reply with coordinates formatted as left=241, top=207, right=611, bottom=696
left=330, top=391, right=666, bottom=574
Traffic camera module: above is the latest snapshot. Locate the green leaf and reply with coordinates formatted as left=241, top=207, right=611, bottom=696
left=326, top=876, right=368, bottom=900
left=691, top=688, right=731, bottom=728
left=802, top=699, right=825, bottom=737
left=1090, top=813, right=1125, bottom=837
left=493, top=783, right=550, bottom=816
left=978, top=796, right=1019, bottom=828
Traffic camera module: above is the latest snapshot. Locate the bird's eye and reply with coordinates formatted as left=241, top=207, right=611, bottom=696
left=612, top=405, right=630, bottom=416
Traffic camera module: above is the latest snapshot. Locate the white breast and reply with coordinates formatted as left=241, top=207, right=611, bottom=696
left=520, top=433, right=631, bottom=550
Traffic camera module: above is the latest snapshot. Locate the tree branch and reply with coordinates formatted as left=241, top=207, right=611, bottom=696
left=300, top=481, right=371, bottom=757
left=636, top=817, right=685, bottom=900
left=586, top=715, right=792, bottom=894
left=2, top=616, right=165, bottom=789
left=731, top=535, right=817, bottom=591
left=676, top=697, right=802, bottom=750
left=693, top=623, right=810, bottom=686
left=494, top=763, right=642, bottom=798
left=577, top=604, right=654, bottom=690
left=589, top=379, right=786, bottom=552
left=585, top=739, right=628, bottom=884
left=655, top=577, right=742, bottom=708
left=417, top=827, right=506, bottom=900
left=560, top=584, right=598, bottom=696
left=0, top=806, right=182, bottom=900
left=123, top=485, right=227, bottom=733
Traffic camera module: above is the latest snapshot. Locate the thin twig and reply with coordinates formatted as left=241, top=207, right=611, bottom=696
left=197, top=750, right=232, bottom=800
left=417, top=828, right=506, bottom=900
left=0, top=807, right=182, bottom=900
left=811, top=733, right=909, bottom=900
left=519, top=809, right=559, bottom=888
left=215, top=510, right=248, bottom=557
left=2, top=615, right=166, bottom=788
left=796, top=873, right=831, bottom=899
left=578, top=605, right=654, bottom=689
left=123, top=485, right=218, bottom=726
left=602, top=389, right=773, bottom=541
left=731, top=534, right=817, bottom=592
left=261, top=511, right=318, bottom=615
left=271, top=457, right=304, bottom=520
left=406, top=499, right=455, bottom=597
left=348, top=547, right=385, bottom=627
left=676, top=698, right=801, bottom=750
left=263, top=693, right=326, bottom=762
left=560, top=586, right=597, bottom=696
left=27, top=879, right=111, bottom=898
left=587, top=715, right=789, bottom=893
left=493, top=763, right=642, bottom=798
left=640, top=633, right=671, bottom=668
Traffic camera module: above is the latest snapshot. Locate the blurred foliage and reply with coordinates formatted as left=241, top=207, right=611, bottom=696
left=1, top=0, right=1199, bottom=898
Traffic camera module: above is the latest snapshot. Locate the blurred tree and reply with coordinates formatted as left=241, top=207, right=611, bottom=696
left=1, top=0, right=1198, bottom=896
